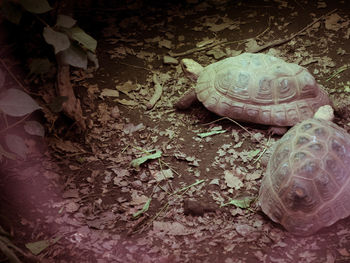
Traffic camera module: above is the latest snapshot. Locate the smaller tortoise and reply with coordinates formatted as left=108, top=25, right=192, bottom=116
left=259, top=105, right=350, bottom=236
left=175, top=53, right=330, bottom=134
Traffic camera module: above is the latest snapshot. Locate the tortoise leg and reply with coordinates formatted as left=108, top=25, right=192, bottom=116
left=267, top=126, right=288, bottom=135
left=174, top=88, right=198, bottom=110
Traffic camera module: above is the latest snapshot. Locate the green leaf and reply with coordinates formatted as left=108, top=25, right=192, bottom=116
left=197, top=130, right=226, bottom=138
left=130, top=150, right=162, bottom=169
left=25, top=236, right=61, bottom=255
left=24, top=121, right=45, bottom=137
left=0, top=88, right=41, bottom=117
left=5, top=134, right=28, bottom=160
left=1, top=1, right=23, bottom=24
left=43, top=27, right=70, bottom=54
left=67, top=26, right=97, bottom=52
left=220, top=196, right=255, bottom=208
left=19, top=0, right=52, bottom=14
left=59, top=44, right=87, bottom=69
left=0, top=143, right=17, bottom=161
left=56, top=14, right=76, bottom=28
left=133, top=198, right=152, bottom=218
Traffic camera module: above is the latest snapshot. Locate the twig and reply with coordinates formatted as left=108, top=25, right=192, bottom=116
left=158, top=158, right=174, bottom=193
left=248, top=8, right=337, bottom=53
left=168, top=9, right=336, bottom=58
left=146, top=74, right=163, bottom=110
left=253, top=135, right=271, bottom=164
left=168, top=40, right=229, bottom=57
left=202, top=116, right=261, bottom=142
left=0, top=239, right=21, bottom=263
left=326, top=64, right=350, bottom=81
left=134, top=179, right=206, bottom=234
left=0, top=114, right=31, bottom=134
left=171, top=179, right=205, bottom=196
left=119, top=62, right=152, bottom=72
left=0, top=58, right=39, bottom=96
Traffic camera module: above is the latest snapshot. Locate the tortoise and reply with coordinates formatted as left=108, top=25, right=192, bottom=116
left=259, top=105, right=350, bottom=236
left=175, top=52, right=330, bottom=134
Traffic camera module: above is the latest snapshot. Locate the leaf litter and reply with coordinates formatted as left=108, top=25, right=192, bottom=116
left=4, top=1, right=350, bottom=263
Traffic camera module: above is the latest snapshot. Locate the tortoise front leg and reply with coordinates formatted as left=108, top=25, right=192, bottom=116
left=174, top=88, right=198, bottom=110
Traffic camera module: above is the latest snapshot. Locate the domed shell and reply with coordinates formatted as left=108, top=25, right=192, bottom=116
left=195, top=53, right=330, bottom=126
left=259, top=118, right=350, bottom=236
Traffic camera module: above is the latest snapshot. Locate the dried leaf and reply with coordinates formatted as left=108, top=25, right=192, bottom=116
left=114, top=98, right=138, bottom=106
left=116, top=81, right=137, bottom=95
left=154, top=169, right=174, bottom=182
left=221, top=196, right=255, bottom=208
left=25, top=236, right=61, bottom=255
left=245, top=39, right=260, bottom=52
left=153, top=221, right=192, bottom=236
left=325, top=13, right=344, bottom=31
left=100, top=89, right=119, bottom=98
left=224, top=170, right=243, bottom=190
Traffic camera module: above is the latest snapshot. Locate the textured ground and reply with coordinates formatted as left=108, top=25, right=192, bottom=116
left=2, top=0, right=350, bottom=262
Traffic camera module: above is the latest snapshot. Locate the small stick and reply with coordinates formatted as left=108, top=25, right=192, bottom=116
left=169, top=9, right=337, bottom=57
left=168, top=40, right=229, bottom=57
left=248, top=8, right=337, bottom=53
left=146, top=74, right=163, bottom=110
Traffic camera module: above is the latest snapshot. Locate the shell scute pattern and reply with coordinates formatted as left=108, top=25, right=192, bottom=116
left=259, top=118, right=350, bottom=235
left=194, top=53, right=330, bottom=126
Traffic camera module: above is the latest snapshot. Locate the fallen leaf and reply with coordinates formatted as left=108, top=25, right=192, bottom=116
left=325, top=13, right=348, bottom=31
left=221, top=196, right=255, bottom=208
left=338, top=248, right=350, bottom=257
left=130, top=150, right=162, bottom=169
left=224, top=170, right=243, bottom=190
left=133, top=198, right=151, bottom=218
left=153, top=221, right=192, bottom=236
left=114, top=98, right=138, bottom=106
left=100, top=88, right=119, bottom=98
left=245, top=39, right=260, bottom=52
left=158, top=39, right=172, bottom=49
left=116, top=81, right=137, bottom=95
left=26, top=236, right=61, bottom=255
left=153, top=169, right=174, bottom=182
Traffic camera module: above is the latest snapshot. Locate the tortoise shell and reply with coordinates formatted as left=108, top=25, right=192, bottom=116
left=259, top=118, right=350, bottom=236
left=195, top=53, right=330, bottom=126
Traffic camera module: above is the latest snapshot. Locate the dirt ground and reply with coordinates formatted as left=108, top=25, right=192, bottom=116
left=2, top=0, right=350, bottom=262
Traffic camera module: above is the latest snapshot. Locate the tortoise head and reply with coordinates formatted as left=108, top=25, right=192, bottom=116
left=180, top=58, right=204, bottom=82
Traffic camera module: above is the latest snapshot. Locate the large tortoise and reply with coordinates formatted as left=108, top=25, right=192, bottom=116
left=175, top=53, right=330, bottom=134
left=259, top=105, right=350, bottom=236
